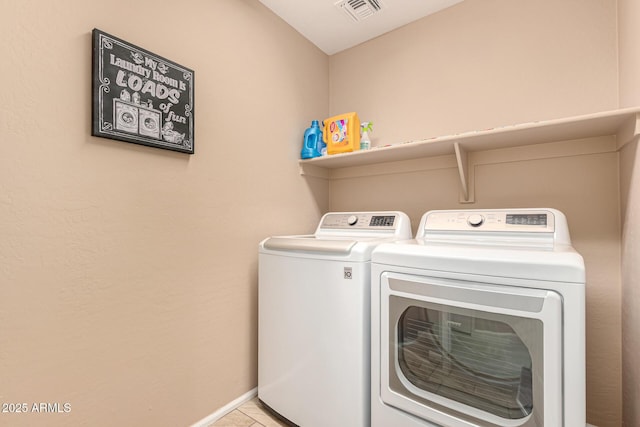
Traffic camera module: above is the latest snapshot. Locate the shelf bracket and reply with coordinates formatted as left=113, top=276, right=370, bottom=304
left=454, top=142, right=474, bottom=203
left=299, top=163, right=331, bottom=179
left=616, top=113, right=640, bottom=150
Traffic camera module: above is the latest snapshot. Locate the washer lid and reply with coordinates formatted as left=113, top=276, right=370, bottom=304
left=259, top=211, right=412, bottom=260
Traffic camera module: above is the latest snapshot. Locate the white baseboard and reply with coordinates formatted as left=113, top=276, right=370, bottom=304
left=190, top=387, right=258, bottom=427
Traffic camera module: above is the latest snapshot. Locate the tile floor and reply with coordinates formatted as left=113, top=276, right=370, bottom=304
left=208, top=397, right=292, bottom=427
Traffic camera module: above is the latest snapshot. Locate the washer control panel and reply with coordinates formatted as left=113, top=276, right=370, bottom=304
left=424, top=210, right=555, bottom=233
left=320, top=213, right=398, bottom=229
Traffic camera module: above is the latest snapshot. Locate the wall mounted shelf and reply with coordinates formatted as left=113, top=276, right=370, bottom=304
left=299, top=107, right=640, bottom=202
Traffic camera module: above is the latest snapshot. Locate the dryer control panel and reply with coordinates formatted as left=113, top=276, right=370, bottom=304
left=418, top=208, right=572, bottom=246
left=424, top=210, right=555, bottom=232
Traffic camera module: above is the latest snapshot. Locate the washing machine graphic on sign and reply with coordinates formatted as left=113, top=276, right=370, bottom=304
left=114, top=97, right=161, bottom=139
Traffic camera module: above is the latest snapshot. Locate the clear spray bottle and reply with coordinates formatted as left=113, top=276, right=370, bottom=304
left=360, top=122, right=373, bottom=150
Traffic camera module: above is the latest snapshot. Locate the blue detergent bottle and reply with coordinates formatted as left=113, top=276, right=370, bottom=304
left=301, top=120, right=324, bottom=159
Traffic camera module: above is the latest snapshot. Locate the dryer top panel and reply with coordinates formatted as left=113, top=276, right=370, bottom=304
left=418, top=208, right=571, bottom=248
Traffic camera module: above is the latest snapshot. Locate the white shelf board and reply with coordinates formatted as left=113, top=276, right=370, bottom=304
left=300, top=107, right=640, bottom=170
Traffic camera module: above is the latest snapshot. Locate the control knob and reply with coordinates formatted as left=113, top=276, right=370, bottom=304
left=347, top=215, right=358, bottom=226
left=467, top=214, right=484, bottom=227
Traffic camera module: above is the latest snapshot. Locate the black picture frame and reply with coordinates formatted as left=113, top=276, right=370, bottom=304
left=92, top=29, right=195, bottom=154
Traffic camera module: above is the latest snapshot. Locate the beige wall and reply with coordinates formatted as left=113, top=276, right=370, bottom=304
left=619, top=139, right=640, bottom=427
left=618, top=0, right=640, bottom=426
left=0, top=1, right=328, bottom=426
left=330, top=0, right=618, bottom=146
left=329, top=1, right=621, bottom=426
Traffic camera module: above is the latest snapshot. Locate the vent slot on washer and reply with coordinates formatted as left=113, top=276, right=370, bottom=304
left=336, top=0, right=384, bottom=22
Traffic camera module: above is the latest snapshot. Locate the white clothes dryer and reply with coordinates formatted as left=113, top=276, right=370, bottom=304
left=371, top=209, right=585, bottom=427
left=259, top=211, right=412, bottom=427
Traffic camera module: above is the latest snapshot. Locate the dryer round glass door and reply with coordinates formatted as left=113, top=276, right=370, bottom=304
left=379, top=273, right=563, bottom=427
left=397, top=305, right=536, bottom=418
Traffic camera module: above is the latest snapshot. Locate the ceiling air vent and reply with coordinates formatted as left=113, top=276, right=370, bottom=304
left=335, top=0, right=384, bottom=22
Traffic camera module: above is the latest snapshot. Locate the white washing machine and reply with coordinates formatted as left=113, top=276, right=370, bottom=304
left=371, top=208, right=586, bottom=427
left=259, top=211, right=412, bottom=427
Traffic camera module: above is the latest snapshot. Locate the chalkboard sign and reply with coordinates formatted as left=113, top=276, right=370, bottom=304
left=92, top=29, right=195, bottom=154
